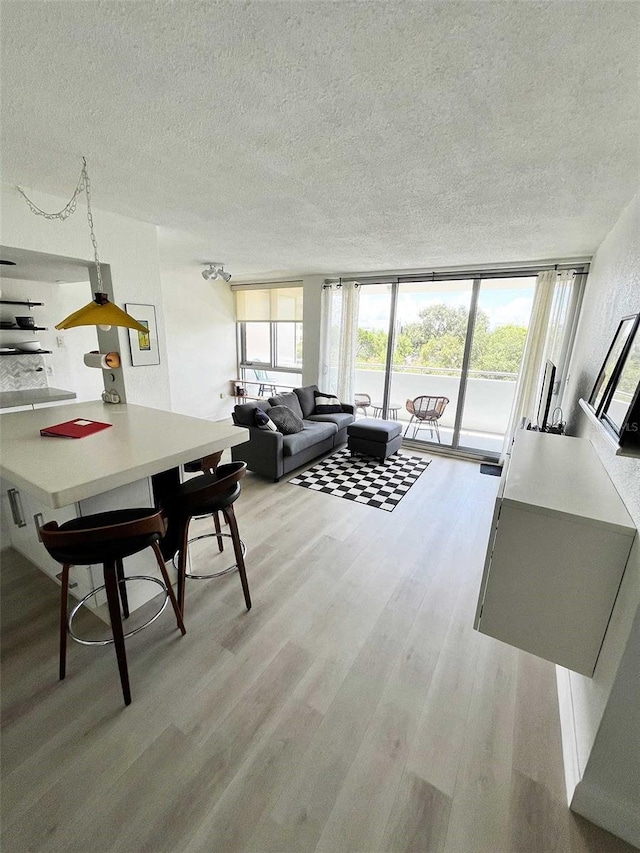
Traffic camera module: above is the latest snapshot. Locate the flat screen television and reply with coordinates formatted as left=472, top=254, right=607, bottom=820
left=537, top=359, right=556, bottom=431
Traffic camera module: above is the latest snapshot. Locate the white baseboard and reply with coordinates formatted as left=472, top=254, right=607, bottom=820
left=571, top=779, right=640, bottom=849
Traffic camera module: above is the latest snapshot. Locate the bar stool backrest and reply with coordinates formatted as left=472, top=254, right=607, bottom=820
left=180, top=461, right=247, bottom=516
left=184, top=450, right=223, bottom=475
left=40, top=510, right=167, bottom=551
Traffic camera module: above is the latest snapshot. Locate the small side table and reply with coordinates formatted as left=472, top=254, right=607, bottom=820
left=372, top=402, right=401, bottom=419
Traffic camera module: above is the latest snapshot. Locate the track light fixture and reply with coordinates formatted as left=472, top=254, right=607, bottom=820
left=202, top=263, right=231, bottom=283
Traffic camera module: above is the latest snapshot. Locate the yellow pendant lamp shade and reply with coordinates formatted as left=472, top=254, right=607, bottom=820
left=55, top=292, right=147, bottom=332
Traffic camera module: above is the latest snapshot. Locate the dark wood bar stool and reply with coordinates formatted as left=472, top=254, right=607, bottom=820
left=40, top=508, right=186, bottom=706
left=166, top=461, right=251, bottom=616
left=183, top=451, right=225, bottom=552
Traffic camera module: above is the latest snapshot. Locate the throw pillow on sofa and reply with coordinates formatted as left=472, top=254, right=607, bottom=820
left=254, top=409, right=278, bottom=432
left=314, top=390, right=343, bottom=414
left=268, top=405, right=305, bottom=435
left=268, top=392, right=304, bottom=419
left=233, top=400, right=270, bottom=426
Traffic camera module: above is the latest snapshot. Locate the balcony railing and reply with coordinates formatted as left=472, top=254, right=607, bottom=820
left=355, top=363, right=518, bottom=453
left=356, top=361, right=518, bottom=381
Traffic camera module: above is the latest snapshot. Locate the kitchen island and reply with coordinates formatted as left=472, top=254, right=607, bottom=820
left=1, top=401, right=248, bottom=615
left=0, top=387, right=77, bottom=411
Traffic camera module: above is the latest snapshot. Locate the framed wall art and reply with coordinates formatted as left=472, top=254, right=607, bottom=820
left=588, top=314, right=638, bottom=415
left=599, top=316, right=640, bottom=449
left=125, top=303, right=160, bottom=366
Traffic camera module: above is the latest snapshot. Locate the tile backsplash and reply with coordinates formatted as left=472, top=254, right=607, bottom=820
left=0, top=354, right=47, bottom=391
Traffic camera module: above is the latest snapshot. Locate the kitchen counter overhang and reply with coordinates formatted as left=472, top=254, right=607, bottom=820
left=0, top=400, right=249, bottom=508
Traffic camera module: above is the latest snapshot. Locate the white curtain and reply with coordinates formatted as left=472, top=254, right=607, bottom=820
left=500, top=269, right=564, bottom=459
left=319, top=281, right=360, bottom=404
left=543, top=270, right=576, bottom=368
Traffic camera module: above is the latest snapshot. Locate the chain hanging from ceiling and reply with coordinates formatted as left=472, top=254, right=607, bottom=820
left=17, top=158, right=104, bottom=293
left=15, top=158, right=146, bottom=333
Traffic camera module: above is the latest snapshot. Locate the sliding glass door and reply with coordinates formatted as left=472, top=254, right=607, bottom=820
left=457, top=277, right=536, bottom=454
left=354, top=274, right=539, bottom=458
left=354, top=284, right=393, bottom=415
left=387, top=280, right=474, bottom=448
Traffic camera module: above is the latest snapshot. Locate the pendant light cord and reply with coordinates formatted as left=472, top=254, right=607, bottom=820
left=17, top=158, right=104, bottom=292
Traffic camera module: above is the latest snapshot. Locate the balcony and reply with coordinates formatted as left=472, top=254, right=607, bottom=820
left=355, top=364, right=516, bottom=455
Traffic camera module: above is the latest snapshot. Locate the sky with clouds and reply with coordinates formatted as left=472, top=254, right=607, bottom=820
left=358, top=279, right=535, bottom=332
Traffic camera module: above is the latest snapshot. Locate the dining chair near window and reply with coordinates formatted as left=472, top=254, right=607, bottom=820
left=354, top=393, right=372, bottom=416
left=254, top=369, right=277, bottom=396
left=404, top=395, right=449, bottom=442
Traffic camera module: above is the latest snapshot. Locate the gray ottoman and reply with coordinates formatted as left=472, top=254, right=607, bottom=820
left=347, top=418, right=403, bottom=461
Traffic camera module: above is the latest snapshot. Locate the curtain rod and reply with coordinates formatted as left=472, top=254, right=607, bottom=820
left=323, top=262, right=589, bottom=286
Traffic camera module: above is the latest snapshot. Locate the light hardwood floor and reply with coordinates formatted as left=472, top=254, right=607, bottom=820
left=1, top=452, right=636, bottom=853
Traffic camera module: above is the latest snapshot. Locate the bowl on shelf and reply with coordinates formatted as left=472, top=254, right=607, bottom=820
left=15, top=316, right=35, bottom=329
left=14, top=341, right=41, bottom=352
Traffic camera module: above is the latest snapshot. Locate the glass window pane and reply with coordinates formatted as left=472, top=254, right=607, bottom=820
left=275, top=323, right=303, bottom=369
left=459, top=277, right=535, bottom=453
left=355, top=284, right=392, bottom=412
left=389, top=280, right=474, bottom=446
left=244, top=322, right=271, bottom=363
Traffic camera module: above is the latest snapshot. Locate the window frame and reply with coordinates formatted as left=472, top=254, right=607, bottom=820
left=238, top=320, right=303, bottom=375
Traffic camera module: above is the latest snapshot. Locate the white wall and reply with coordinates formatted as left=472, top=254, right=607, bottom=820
left=0, top=276, right=103, bottom=402
left=562, top=191, right=640, bottom=846
left=1, top=184, right=170, bottom=410
left=159, top=258, right=237, bottom=421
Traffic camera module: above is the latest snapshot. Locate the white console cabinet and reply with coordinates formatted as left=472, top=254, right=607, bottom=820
left=474, top=430, right=636, bottom=676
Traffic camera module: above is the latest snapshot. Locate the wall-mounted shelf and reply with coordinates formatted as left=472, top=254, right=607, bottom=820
left=0, top=350, right=52, bottom=356
left=0, top=325, right=48, bottom=331
left=0, top=299, right=43, bottom=308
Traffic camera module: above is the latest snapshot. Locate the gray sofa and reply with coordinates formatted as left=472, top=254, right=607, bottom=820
left=231, top=384, right=355, bottom=481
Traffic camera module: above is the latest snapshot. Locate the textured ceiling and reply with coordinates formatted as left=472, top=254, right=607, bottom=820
left=1, top=1, right=638, bottom=279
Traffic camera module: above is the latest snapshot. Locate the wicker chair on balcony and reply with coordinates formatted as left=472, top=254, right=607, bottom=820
left=404, top=396, right=449, bottom=443
left=354, top=393, right=372, bottom=417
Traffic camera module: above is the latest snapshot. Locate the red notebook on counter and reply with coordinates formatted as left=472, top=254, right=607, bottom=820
left=40, top=418, right=112, bottom=439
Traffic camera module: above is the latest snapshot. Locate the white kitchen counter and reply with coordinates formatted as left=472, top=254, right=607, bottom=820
left=0, top=387, right=77, bottom=409
left=0, top=400, right=248, bottom=508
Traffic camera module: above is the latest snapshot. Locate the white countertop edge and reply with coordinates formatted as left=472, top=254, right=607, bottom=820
left=3, top=428, right=249, bottom=509
left=501, top=496, right=636, bottom=539
left=0, top=388, right=77, bottom=408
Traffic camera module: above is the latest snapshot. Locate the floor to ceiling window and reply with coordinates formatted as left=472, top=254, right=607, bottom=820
left=352, top=267, right=584, bottom=459
left=387, top=279, right=475, bottom=449
left=457, top=277, right=537, bottom=454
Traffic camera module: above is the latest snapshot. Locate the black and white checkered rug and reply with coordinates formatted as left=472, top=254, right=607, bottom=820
left=289, top=448, right=431, bottom=512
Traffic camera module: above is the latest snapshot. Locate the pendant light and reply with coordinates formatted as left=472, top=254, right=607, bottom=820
left=17, top=159, right=147, bottom=333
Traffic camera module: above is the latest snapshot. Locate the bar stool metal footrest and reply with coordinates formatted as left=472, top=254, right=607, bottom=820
left=172, top=532, right=246, bottom=580
left=68, top=575, right=170, bottom=645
